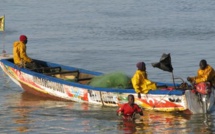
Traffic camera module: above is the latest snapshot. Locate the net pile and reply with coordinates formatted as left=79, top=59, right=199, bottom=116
left=88, top=72, right=132, bottom=89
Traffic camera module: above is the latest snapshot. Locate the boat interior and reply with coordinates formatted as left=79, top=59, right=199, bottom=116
left=5, top=58, right=193, bottom=89
left=7, top=58, right=94, bottom=85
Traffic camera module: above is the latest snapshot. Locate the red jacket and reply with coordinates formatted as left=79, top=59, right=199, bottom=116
left=117, top=103, right=142, bottom=119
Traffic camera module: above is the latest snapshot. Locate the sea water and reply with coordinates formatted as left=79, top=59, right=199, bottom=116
left=1, top=0, right=215, bottom=133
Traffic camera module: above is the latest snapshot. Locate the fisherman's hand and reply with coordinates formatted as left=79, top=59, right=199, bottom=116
left=187, top=77, right=196, bottom=86
left=140, top=110, right=144, bottom=116
left=138, top=93, right=141, bottom=99
left=117, top=112, right=122, bottom=116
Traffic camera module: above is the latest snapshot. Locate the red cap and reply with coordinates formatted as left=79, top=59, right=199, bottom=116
left=19, top=35, right=27, bottom=42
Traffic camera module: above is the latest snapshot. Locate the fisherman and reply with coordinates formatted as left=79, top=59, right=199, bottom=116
left=13, top=35, right=39, bottom=69
left=187, top=59, right=215, bottom=86
left=117, top=94, right=143, bottom=120
left=131, top=62, right=157, bottom=98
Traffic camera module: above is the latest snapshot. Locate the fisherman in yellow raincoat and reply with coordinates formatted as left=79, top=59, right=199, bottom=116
left=187, top=59, right=215, bottom=86
left=131, top=62, right=157, bottom=98
left=13, top=35, right=38, bottom=69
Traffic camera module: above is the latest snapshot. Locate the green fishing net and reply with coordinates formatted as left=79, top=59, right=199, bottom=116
left=88, top=72, right=132, bottom=89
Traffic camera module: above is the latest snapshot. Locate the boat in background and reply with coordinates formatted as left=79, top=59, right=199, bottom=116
left=0, top=54, right=214, bottom=114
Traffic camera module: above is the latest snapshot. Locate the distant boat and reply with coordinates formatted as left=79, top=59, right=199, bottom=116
left=0, top=54, right=214, bottom=114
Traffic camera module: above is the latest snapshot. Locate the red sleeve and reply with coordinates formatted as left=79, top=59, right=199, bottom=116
left=117, top=104, right=125, bottom=113
left=134, top=104, right=142, bottom=112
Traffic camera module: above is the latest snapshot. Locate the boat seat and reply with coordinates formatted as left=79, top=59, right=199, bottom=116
left=77, top=77, right=92, bottom=81
left=30, top=66, right=62, bottom=73
left=43, top=69, right=91, bottom=82
left=45, top=70, right=80, bottom=76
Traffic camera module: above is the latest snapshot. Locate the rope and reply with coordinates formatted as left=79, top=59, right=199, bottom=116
left=152, top=89, right=174, bottom=110
left=100, top=91, right=104, bottom=106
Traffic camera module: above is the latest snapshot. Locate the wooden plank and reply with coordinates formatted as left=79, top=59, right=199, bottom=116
left=45, top=70, right=79, bottom=76
left=77, top=77, right=92, bottom=81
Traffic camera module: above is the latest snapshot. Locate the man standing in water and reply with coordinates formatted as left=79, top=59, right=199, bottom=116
left=117, top=94, right=143, bottom=120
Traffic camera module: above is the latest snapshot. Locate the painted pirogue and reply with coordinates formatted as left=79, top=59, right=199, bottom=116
left=0, top=54, right=214, bottom=114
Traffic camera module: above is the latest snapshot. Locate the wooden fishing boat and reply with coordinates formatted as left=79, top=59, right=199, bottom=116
left=0, top=54, right=214, bottom=114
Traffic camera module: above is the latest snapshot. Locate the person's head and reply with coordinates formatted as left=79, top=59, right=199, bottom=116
left=19, top=35, right=28, bottom=44
left=136, top=62, right=146, bottom=71
left=199, top=59, right=207, bottom=70
left=128, top=94, right=135, bottom=105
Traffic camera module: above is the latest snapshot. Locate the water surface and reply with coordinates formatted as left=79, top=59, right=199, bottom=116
left=1, top=0, right=215, bottom=133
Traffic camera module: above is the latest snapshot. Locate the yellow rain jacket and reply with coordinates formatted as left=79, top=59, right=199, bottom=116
left=13, top=41, right=32, bottom=65
left=131, top=70, right=157, bottom=94
left=190, top=65, right=215, bottom=85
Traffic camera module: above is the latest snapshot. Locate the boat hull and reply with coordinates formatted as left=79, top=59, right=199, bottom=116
left=0, top=55, right=214, bottom=114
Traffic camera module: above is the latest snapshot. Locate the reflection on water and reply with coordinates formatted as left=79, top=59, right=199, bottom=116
left=117, top=111, right=192, bottom=134
left=0, top=90, right=215, bottom=133
left=116, top=111, right=215, bottom=134
left=142, top=112, right=190, bottom=133
left=0, top=75, right=215, bottom=133
left=0, top=77, right=214, bottom=133
left=6, top=92, right=91, bottom=133
left=11, top=92, right=54, bottom=133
